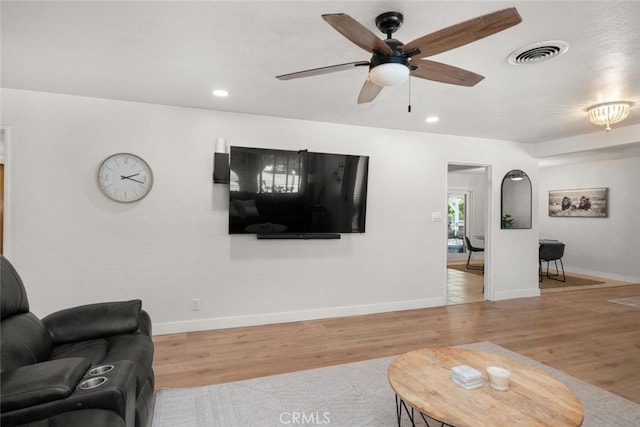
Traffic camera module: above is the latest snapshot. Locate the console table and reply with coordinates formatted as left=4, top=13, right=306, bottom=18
left=388, top=347, right=584, bottom=427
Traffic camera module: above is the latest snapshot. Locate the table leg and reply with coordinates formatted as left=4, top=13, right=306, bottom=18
left=396, top=394, right=418, bottom=427
left=395, top=394, right=452, bottom=427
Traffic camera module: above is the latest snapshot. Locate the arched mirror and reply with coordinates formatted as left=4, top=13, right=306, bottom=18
left=501, top=169, right=532, bottom=229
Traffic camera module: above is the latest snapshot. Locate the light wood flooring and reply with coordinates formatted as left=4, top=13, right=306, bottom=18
left=152, top=276, right=640, bottom=405
left=446, top=262, right=485, bottom=305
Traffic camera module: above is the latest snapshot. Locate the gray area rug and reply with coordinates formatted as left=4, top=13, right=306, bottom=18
left=151, top=341, right=640, bottom=426
left=609, top=296, right=640, bottom=308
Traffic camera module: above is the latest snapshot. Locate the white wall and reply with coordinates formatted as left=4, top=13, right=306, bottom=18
left=539, top=155, right=640, bottom=283
left=1, top=89, right=540, bottom=334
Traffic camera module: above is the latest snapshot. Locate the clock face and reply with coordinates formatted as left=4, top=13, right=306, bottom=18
left=98, top=153, right=154, bottom=202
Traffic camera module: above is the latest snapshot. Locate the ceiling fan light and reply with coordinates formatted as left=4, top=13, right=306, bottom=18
left=586, top=101, right=632, bottom=131
left=369, top=63, right=409, bottom=87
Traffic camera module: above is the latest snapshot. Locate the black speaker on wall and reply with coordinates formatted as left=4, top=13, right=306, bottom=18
left=213, top=153, right=230, bottom=184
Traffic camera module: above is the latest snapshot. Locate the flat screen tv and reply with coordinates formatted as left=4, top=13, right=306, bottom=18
left=229, top=146, right=369, bottom=236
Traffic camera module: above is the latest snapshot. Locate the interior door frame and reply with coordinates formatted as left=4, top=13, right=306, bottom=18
left=444, top=161, right=493, bottom=301
left=1, top=126, right=12, bottom=257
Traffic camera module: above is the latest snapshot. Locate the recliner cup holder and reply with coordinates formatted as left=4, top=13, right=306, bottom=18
left=89, top=364, right=114, bottom=376
left=78, top=376, right=108, bottom=390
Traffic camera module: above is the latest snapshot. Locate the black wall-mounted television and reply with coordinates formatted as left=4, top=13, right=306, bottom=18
left=229, top=146, right=369, bottom=237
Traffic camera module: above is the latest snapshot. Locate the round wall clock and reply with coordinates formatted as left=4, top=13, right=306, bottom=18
left=97, top=153, right=154, bottom=202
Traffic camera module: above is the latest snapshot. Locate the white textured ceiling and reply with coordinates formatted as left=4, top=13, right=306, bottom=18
left=2, top=1, right=639, bottom=144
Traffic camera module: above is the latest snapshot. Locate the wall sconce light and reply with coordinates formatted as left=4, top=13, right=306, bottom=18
left=506, top=170, right=526, bottom=181
left=213, top=137, right=230, bottom=184
left=586, top=101, right=633, bottom=131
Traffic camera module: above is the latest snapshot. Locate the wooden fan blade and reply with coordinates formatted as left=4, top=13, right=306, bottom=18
left=357, top=79, right=383, bottom=104
left=276, top=61, right=369, bottom=80
left=403, top=8, right=522, bottom=58
left=410, top=59, right=484, bottom=86
left=322, top=14, right=393, bottom=55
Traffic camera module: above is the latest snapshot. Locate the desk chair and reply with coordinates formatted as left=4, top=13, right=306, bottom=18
left=539, top=243, right=566, bottom=282
left=464, top=236, right=484, bottom=273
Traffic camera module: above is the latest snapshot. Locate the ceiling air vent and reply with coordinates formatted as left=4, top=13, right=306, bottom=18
left=508, top=40, right=569, bottom=65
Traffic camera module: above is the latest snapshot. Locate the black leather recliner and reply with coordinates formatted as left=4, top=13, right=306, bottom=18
left=0, top=255, right=154, bottom=427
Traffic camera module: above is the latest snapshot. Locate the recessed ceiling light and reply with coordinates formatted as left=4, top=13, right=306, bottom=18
left=425, top=116, right=439, bottom=123
left=212, top=89, right=229, bottom=97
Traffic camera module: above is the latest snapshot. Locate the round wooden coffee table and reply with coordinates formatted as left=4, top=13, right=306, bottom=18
left=388, top=347, right=584, bottom=427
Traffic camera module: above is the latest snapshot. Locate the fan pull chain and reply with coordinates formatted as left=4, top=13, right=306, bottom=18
left=407, top=76, right=412, bottom=113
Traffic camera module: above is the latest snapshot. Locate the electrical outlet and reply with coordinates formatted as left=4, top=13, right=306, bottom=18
left=191, top=298, right=201, bottom=311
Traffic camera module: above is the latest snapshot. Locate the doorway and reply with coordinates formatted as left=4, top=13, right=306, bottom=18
left=446, top=163, right=490, bottom=305
left=447, top=190, right=470, bottom=259
left=1, top=127, right=8, bottom=255
left=0, top=128, right=5, bottom=254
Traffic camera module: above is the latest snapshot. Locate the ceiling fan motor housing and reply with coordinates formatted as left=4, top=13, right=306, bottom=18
left=370, top=39, right=408, bottom=67
left=368, top=38, right=410, bottom=86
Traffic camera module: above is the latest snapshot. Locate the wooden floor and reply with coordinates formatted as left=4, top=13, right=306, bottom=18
left=152, top=275, right=640, bottom=405
left=446, top=262, right=485, bottom=304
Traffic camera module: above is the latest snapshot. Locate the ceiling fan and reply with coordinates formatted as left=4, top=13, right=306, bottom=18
left=276, top=8, right=522, bottom=104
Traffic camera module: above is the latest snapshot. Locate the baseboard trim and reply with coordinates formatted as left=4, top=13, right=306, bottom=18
left=492, top=288, right=540, bottom=301
left=152, top=297, right=444, bottom=335
left=564, top=265, right=640, bottom=284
